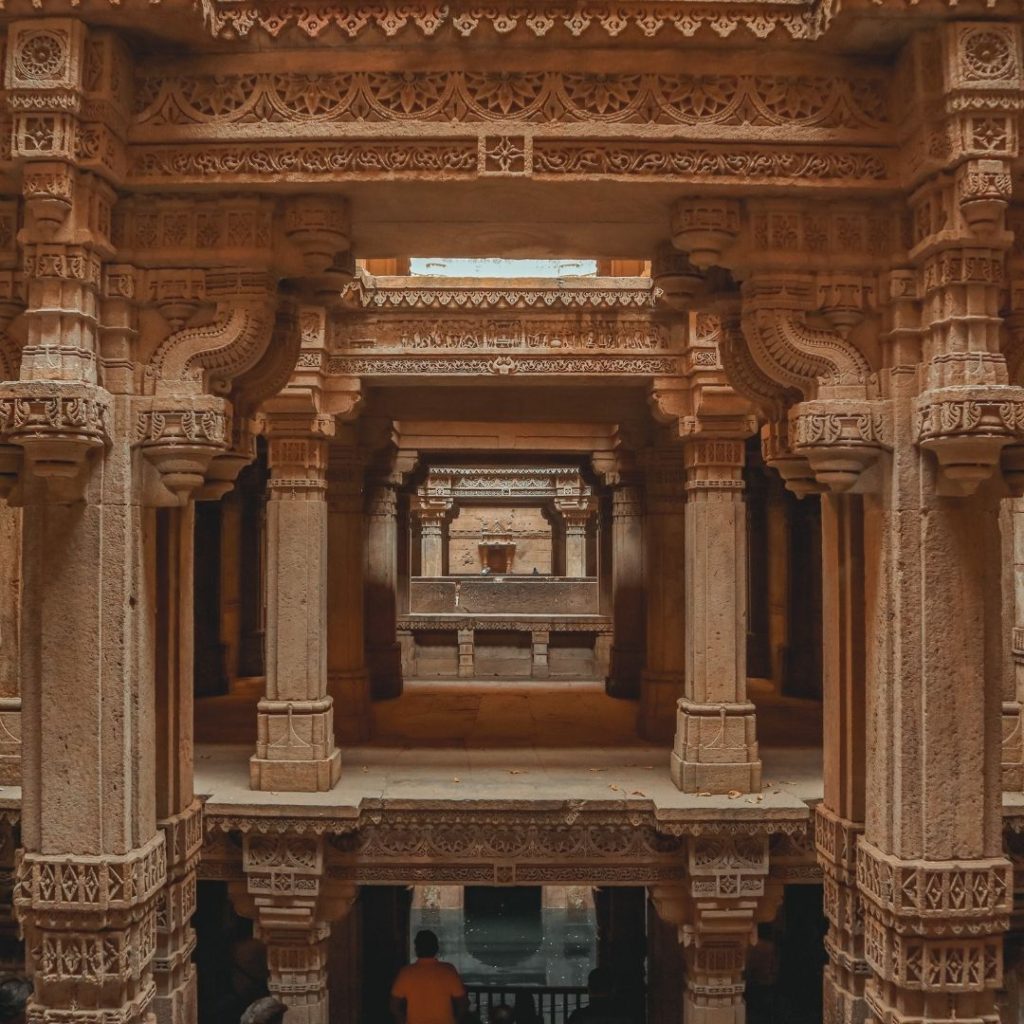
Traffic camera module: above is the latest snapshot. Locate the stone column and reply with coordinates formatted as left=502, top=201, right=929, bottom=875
left=531, top=628, right=550, bottom=679
left=15, top=398, right=167, bottom=1024
left=219, top=491, right=243, bottom=687
left=650, top=836, right=774, bottom=1024
left=365, top=479, right=403, bottom=699
left=327, top=441, right=370, bottom=743
left=251, top=411, right=342, bottom=792
left=0, top=504, right=21, bottom=785
left=815, top=494, right=868, bottom=1024
left=606, top=481, right=645, bottom=699
left=672, top=439, right=760, bottom=794
left=416, top=498, right=451, bottom=578
left=640, top=448, right=686, bottom=741
left=555, top=497, right=594, bottom=578
left=764, top=481, right=791, bottom=693
left=154, top=507, right=204, bottom=1024
left=236, top=836, right=356, bottom=1024
left=1005, top=497, right=1024, bottom=789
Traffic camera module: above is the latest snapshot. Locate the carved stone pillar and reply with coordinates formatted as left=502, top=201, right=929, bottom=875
left=0, top=503, right=21, bottom=785
left=606, top=481, right=645, bottom=699
left=235, top=836, right=357, bottom=1024
left=555, top=497, right=594, bottom=578
left=365, top=480, right=403, bottom=699
left=154, top=507, right=203, bottom=1024
left=327, top=441, right=370, bottom=743
left=15, top=404, right=167, bottom=1024
left=672, top=439, right=760, bottom=794
left=651, top=836, right=774, bottom=1024
left=640, top=448, right=686, bottom=741
left=816, top=494, right=868, bottom=1024
left=251, top=410, right=342, bottom=792
left=416, top=498, right=451, bottom=578
left=1005, top=497, right=1024, bottom=789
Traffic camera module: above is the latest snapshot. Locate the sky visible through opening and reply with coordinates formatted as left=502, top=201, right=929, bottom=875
left=410, top=258, right=598, bottom=278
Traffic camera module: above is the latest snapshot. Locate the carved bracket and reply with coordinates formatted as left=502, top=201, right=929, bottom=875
left=0, top=380, right=109, bottom=502
left=917, top=385, right=1024, bottom=495
left=134, top=394, right=230, bottom=506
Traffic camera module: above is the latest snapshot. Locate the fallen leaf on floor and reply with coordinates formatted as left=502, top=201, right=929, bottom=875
left=762, top=780, right=773, bottom=788
left=608, top=784, right=621, bottom=792
left=698, top=791, right=712, bottom=797
left=631, top=790, right=647, bottom=797
left=643, top=765, right=654, bottom=770
left=588, top=768, right=606, bottom=773
left=361, top=766, right=369, bottom=773
left=452, top=777, right=461, bottom=783
left=508, top=769, right=527, bottom=775
left=746, top=794, right=765, bottom=804
left=727, top=790, right=742, bottom=799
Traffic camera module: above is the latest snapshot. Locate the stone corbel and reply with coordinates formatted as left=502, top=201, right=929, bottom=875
left=140, top=272, right=277, bottom=502
left=134, top=394, right=230, bottom=507
left=741, top=274, right=888, bottom=493
left=0, top=380, right=109, bottom=502
left=670, top=198, right=742, bottom=270
left=918, top=385, right=1024, bottom=496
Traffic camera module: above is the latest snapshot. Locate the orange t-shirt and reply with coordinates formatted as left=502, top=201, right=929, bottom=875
left=391, top=957, right=466, bottom=1024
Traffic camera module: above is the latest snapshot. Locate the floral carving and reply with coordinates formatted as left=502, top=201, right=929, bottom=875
left=133, top=69, right=889, bottom=132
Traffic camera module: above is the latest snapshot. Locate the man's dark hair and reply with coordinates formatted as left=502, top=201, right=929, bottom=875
left=587, top=968, right=614, bottom=999
left=415, top=929, right=440, bottom=958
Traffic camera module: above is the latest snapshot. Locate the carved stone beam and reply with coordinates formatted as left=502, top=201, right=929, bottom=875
left=740, top=273, right=889, bottom=493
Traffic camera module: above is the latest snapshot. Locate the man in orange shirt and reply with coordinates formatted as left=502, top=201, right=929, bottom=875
left=391, top=930, right=469, bottom=1024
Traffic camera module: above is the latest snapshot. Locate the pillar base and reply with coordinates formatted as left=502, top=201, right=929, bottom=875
left=250, top=749, right=342, bottom=792
left=639, top=670, right=684, bottom=742
left=671, top=700, right=761, bottom=794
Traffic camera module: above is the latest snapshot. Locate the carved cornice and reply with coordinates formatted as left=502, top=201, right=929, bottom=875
left=423, top=465, right=592, bottom=502
left=340, top=275, right=657, bottom=311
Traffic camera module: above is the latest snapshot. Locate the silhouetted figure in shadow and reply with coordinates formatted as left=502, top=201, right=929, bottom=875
left=567, top=969, right=632, bottom=1024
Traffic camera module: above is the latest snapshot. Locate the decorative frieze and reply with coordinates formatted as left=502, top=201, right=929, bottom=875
left=133, top=67, right=889, bottom=137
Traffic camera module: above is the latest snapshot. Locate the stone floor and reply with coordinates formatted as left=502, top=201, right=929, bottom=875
left=194, top=741, right=824, bottom=823
left=190, top=678, right=826, bottom=826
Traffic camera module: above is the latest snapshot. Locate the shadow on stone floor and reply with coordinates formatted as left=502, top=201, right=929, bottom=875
left=195, top=677, right=822, bottom=750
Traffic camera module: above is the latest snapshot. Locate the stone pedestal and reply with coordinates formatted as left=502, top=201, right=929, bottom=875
left=672, top=440, right=760, bottom=794
left=327, top=443, right=370, bottom=743
left=251, top=415, right=342, bottom=792
left=365, top=481, right=403, bottom=699
left=640, top=449, right=686, bottom=741
left=606, top=483, right=645, bottom=699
